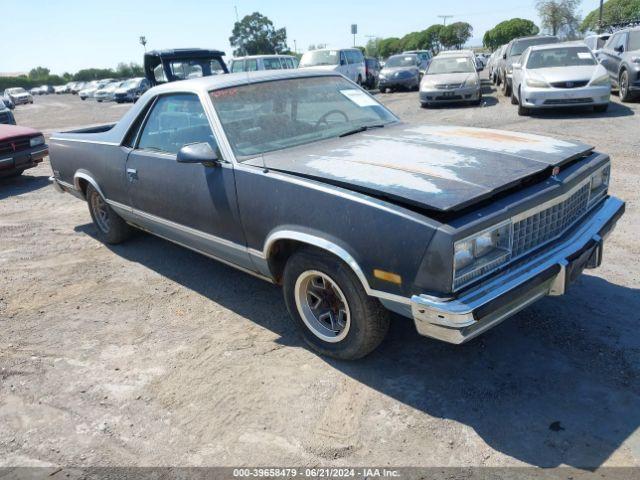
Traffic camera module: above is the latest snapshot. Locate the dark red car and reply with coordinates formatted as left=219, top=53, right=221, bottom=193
left=0, top=124, right=48, bottom=178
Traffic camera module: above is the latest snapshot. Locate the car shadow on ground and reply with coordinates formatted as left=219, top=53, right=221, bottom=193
left=525, top=100, right=635, bottom=119
left=0, top=174, right=50, bottom=200
left=76, top=224, right=640, bottom=469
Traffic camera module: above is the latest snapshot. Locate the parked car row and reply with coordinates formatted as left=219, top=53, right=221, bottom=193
left=78, top=77, right=150, bottom=102
left=484, top=27, right=640, bottom=115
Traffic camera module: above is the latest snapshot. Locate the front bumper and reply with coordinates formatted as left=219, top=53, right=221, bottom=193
left=11, top=97, right=30, bottom=105
left=411, top=196, right=624, bottom=344
left=379, top=76, right=419, bottom=89
left=420, top=85, right=481, bottom=103
left=0, top=145, right=48, bottom=177
left=521, top=84, right=610, bottom=108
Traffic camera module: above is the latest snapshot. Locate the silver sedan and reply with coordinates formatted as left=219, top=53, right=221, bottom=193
left=511, top=42, right=611, bottom=116
left=419, top=55, right=481, bottom=107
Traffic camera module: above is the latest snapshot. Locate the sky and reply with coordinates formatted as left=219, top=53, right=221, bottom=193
left=2, top=0, right=602, bottom=75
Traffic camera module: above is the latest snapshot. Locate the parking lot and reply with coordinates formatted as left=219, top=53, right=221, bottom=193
left=1, top=74, right=639, bottom=469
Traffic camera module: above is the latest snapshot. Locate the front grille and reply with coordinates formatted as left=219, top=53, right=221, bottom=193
left=550, top=80, right=588, bottom=88
left=0, top=137, right=30, bottom=155
left=544, top=98, right=593, bottom=105
left=435, top=83, right=463, bottom=89
left=435, top=95, right=462, bottom=100
left=511, top=183, right=590, bottom=258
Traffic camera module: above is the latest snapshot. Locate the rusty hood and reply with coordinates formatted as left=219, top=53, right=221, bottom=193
left=248, top=124, right=594, bottom=212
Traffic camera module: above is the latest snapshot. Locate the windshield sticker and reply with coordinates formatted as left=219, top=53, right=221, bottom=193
left=330, top=51, right=337, bottom=56
left=577, top=52, right=592, bottom=59
left=340, top=89, right=378, bottom=107
left=456, top=58, right=467, bottom=63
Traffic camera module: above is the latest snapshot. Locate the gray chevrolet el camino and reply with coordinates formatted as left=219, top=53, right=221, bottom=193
left=49, top=69, right=624, bottom=359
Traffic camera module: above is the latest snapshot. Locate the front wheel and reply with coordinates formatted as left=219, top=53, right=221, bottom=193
left=283, top=248, right=390, bottom=360
left=86, top=184, right=132, bottom=244
left=501, top=75, right=511, bottom=97
left=619, top=70, right=634, bottom=102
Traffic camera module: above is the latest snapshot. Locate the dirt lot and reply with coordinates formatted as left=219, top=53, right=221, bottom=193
left=1, top=79, right=639, bottom=470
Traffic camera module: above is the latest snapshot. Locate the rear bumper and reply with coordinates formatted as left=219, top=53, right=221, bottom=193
left=411, top=196, right=624, bottom=344
left=0, top=145, right=48, bottom=177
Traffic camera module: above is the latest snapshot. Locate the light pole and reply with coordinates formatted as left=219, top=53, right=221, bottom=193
left=598, top=0, right=604, bottom=32
left=438, top=15, right=452, bottom=26
left=139, top=36, right=147, bottom=52
left=294, top=39, right=297, bottom=54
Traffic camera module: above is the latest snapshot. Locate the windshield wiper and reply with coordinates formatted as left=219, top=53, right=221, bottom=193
left=338, top=124, right=385, bottom=138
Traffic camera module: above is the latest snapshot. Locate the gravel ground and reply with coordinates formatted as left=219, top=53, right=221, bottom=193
left=1, top=78, right=639, bottom=470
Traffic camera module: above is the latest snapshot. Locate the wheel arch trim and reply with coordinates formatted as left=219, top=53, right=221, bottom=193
left=258, top=229, right=411, bottom=305
left=73, top=170, right=104, bottom=200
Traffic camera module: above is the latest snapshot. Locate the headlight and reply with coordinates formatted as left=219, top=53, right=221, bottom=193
left=526, top=76, right=549, bottom=88
left=453, top=221, right=512, bottom=289
left=464, top=76, right=479, bottom=88
left=590, top=73, right=610, bottom=86
left=506, top=65, right=513, bottom=74
left=29, top=135, right=45, bottom=147
left=632, top=56, right=640, bottom=64
left=588, top=164, right=610, bottom=207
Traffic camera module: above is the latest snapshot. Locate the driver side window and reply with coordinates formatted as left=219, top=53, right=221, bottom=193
left=137, top=94, right=217, bottom=155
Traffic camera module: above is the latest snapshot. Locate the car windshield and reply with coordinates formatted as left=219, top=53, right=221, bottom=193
left=426, top=57, right=475, bottom=74
left=7, top=88, right=26, bottom=94
left=211, top=76, right=397, bottom=158
left=121, top=79, right=139, bottom=88
left=511, top=37, right=557, bottom=56
left=385, top=55, right=417, bottom=68
left=526, top=46, right=596, bottom=69
left=299, top=50, right=339, bottom=67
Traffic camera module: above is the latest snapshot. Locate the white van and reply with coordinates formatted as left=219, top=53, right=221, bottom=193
left=229, top=55, right=299, bottom=73
left=298, top=48, right=366, bottom=85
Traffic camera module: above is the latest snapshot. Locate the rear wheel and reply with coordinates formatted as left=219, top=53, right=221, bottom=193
left=421, top=102, right=430, bottom=108
left=86, top=184, right=132, bottom=244
left=501, top=74, right=511, bottom=97
left=283, top=248, right=389, bottom=360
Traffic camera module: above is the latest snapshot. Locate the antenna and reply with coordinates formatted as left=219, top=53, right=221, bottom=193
left=438, top=15, right=453, bottom=26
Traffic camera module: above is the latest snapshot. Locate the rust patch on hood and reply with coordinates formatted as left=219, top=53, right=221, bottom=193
left=440, top=128, right=540, bottom=144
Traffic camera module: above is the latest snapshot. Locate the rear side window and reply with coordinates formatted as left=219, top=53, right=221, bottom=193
left=137, top=94, right=216, bottom=155
left=629, top=31, right=640, bottom=51
left=122, top=98, right=155, bottom=148
left=246, top=59, right=258, bottom=71
left=263, top=57, right=283, bottom=70
left=283, top=57, right=295, bottom=69
left=231, top=60, right=245, bottom=73
left=345, top=50, right=363, bottom=64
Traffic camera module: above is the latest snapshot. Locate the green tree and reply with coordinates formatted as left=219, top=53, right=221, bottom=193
left=483, top=18, right=540, bottom=50
left=28, top=67, right=51, bottom=81
left=440, top=22, right=473, bottom=49
left=365, top=37, right=382, bottom=57
left=536, top=0, right=581, bottom=38
left=378, top=37, right=402, bottom=58
left=581, top=0, right=640, bottom=31
left=424, top=24, right=445, bottom=53
left=229, top=12, right=288, bottom=56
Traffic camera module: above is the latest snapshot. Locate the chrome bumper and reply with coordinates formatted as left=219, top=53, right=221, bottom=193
left=411, top=196, right=625, bottom=344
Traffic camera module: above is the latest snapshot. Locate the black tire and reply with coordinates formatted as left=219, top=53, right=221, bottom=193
left=501, top=74, right=511, bottom=97
left=619, top=70, right=634, bottom=102
left=357, top=75, right=363, bottom=86
left=6, top=169, right=24, bottom=177
left=421, top=102, right=429, bottom=108
left=510, top=89, right=518, bottom=105
left=283, top=247, right=390, bottom=360
left=86, top=184, right=132, bottom=244
left=594, top=104, right=608, bottom=113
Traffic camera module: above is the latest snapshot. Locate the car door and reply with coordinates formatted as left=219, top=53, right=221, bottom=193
left=124, top=92, right=252, bottom=269
left=613, top=32, right=629, bottom=75
left=602, top=33, right=622, bottom=79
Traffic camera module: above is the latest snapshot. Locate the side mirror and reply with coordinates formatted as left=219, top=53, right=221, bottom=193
left=503, top=53, right=507, bottom=59
left=512, top=63, right=522, bottom=70
left=615, top=45, right=624, bottom=53
left=177, top=142, right=219, bottom=166
left=340, top=59, right=347, bottom=66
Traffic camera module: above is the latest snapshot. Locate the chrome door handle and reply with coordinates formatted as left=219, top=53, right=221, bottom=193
left=126, top=168, right=138, bottom=181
